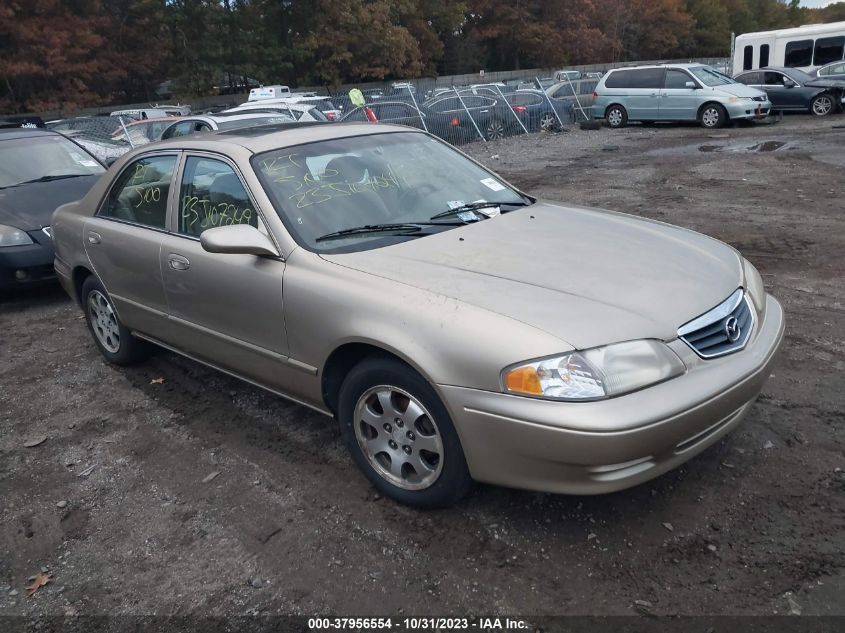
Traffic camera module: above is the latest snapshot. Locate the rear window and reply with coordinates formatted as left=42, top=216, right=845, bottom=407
left=604, top=70, right=631, bottom=88
left=785, top=40, right=813, bottom=67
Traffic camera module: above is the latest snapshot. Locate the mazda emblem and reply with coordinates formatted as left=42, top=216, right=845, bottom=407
left=724, top=316, right=741, bottom=343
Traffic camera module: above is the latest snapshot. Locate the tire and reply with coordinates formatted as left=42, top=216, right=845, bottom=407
left=810, top=93, right=834, bottom=117
left=81, top=276, right=150, bottom=366
left=338, top=355, right=472, bottom=508
left=539, top=111, right=559, bottom=132
left=605, top=105, right=627, bottom=128
left=485, top=118, right=505, bottom=140
left=699, top=103, right=726, bottom=129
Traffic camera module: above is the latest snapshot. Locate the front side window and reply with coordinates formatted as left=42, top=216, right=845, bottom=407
left=785, top=39, right=814, bottom=67
left=101, top=155, right=176, bottom=229
left=0, top=135, right=103, bottom=189
left=178, top=157, right=262, bottom=237
left=743, top=45, right=753, bottom=70
left=814, top=36, right=845, bottom=66
left=253, top=132, right=525, bottom=252
left=664, top=70, right=694, bottom=89
left=764, top=72, right=791, bottom=86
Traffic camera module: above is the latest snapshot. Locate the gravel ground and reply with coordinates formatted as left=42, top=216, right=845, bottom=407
left=1, top=114, right=844, bottom=618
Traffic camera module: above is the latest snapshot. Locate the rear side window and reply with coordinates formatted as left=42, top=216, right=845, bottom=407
left=604, top=70, right=631, bottom=88
left=814, top=36, right=845, bottom=66
left=627, top=68, right=664, bottom=89
left=552, top=85, right=575, bottom=98
left=508, top=93, right=542, bottom=106
left=743, top=45, right=753, bottom=71
left=178, top=157, right=260, bottom=237
left=785, top=40, right=813, bottom=67
left=101, top=155, right=176, bottom=229
left=736, top=72, right=761, bottom=85
left=760, top=44, right=770, bottom=67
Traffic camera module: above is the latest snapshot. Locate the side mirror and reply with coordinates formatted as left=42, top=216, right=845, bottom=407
left=200, top=224, right=280, bottom=257
left=685, top=81, right=698, bottom=89
left=783, top=78, right=796, bottom=88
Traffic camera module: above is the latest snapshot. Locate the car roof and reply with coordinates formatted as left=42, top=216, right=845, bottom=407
left=0, top=127, right=58, bottom=140
left=147, top=121, right=418, bottom=154
left=608, top=63, right=707, bottom=72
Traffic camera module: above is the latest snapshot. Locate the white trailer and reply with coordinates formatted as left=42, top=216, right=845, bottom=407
left=733, top=21, right=845, bottom=74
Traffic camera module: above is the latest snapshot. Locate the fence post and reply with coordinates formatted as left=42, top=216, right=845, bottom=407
left=406, top=85, right=428, bottom=133
left=537, top=76, right=565, bottom=130
left=118, top=116, right=134, bottom=149
left=493, top=84, right=529, bottom=135
left=565, top=75, right=590, bottom=122
left=453, top=86, right=486, bottom=143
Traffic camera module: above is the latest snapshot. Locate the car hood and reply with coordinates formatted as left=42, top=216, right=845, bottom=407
left=0, top=175, right=100, bottom=231
left=716, top=83, right=766, bottom=98
left=804, top=77, right=845, bottom=89
left=322, top=202, right=743, bottom=350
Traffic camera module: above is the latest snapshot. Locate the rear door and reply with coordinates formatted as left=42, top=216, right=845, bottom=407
left=83, top=153, right=179, bottom=335
left=626, top=68, right=664, bottom=120
left=157, top=152, right=289, bottom=386
left=659, top=69, right=700, bottom=121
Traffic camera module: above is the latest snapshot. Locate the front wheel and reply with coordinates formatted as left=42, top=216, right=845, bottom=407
left=810, top=93, right=834, bottom=117
left=605, top=105, right=628, bottom=128
left=82, top=276, right=150, bottom=366
left=539, top=111, right=559, bottom=132
left=700, top=103, right=727, bottom=129
left=338, top=356, right=472, bottom=507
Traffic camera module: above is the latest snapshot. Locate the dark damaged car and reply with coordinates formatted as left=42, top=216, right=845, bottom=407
left=0, top=128, right=104, bottom=296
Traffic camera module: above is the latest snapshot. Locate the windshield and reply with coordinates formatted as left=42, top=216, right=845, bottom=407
left=689, top=66, right=735, bottom=86
left=253, top=132, right=526, bottom=252
left=0, top=135, right=104, bottom=188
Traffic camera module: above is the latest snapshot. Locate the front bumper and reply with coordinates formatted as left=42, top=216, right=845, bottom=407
left=726, top=99, right=772, bottom=120
left=440, top=294, right=785, bottom=495
left=0, top=230, right=55, bottom=292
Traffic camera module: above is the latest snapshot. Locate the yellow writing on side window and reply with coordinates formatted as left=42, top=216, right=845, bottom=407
left=181, top=195, right=253, bottom=231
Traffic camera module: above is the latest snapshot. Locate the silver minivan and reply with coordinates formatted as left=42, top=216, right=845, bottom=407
left=592, top=64, right=771, bottom=129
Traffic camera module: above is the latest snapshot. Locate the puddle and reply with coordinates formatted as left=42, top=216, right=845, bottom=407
left=698, top=140, right=788, bottom=153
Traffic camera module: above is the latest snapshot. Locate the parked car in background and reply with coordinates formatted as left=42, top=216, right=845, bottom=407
left=554, top=70, right=582, bottom=82
left=421, top=91, right=522, bottom=141
left=110, top=108, right=168, bottom=120
left=813, top=60, right=845, bottom=80
left=506, top=90, right=572, bottom=131
left=594, top=64, right=771, bottom=128
left=734, top=66, right=845, bottom=116
left=282, top=96, right=342, bottom=121
left=545, top=78, right=600, bottom=115
left=52, top=124, right=784, bottom=507
left=111, top=117, right=176, bottom=146
left=341, top=102, right=427, bottom=130
left=222, top=101, right=328, bottom=122
left=0, top=128, right=104, bottom=296
left=159, top=112, right=296, bottom=139
left=153, top=104, right=191, bottom=116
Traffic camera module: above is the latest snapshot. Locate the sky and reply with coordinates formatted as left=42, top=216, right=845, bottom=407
left=800, top=0, right=841, bottom=7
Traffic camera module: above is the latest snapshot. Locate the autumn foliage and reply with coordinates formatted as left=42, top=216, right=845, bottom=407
left=1, top=0, right=843, bottom=113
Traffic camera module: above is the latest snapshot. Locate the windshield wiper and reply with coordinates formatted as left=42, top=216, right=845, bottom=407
left=10, top=174, right=90, bottom=187
left=316, top=223, right=428, bottom=243
left=430, top=200, right=531, bottom=221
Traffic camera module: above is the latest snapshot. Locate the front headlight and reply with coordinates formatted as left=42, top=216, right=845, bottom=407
left=743, top=257, right=765, bottom=313
left=0, top=224, right=33, bottom=247
left=502, top=340, right=686, bottom=401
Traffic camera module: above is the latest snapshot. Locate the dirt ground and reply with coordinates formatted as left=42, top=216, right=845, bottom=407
left=1, top=114, right=844, bottom=619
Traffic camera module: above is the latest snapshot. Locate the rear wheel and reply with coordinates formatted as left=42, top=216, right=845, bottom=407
left=700, top=103, right=727, bottom=129
left=605, top=105, right=627, bottom=128
left=485, top=118, right=505, bottom=140
left=82, top=276, right=150, bottom=365
left=539, top=111, right=559, bottom=132
left=338, top=356, right=472, bottom=507
left=810, top=93, right=834, bottom=116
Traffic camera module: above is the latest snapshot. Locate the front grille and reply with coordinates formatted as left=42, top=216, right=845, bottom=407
left=752, top=96, right=767, bottom=102
left=678, top=289, right=754, bottom=359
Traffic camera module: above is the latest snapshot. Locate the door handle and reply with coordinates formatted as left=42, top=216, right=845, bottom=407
left=87, top=231, right=101, bottom=245
left=168, top=254, right=190, bottom=271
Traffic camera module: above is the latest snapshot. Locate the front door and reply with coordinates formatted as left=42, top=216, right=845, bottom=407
left=83, top=153, right=179, bottom=335
left=763, top=72, right=802, bottom=109
left=158, top=153, right=290, bottom=387
left=659, top=69, right=700, bottom=121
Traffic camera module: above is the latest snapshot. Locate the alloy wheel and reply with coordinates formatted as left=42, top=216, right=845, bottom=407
left=87, top=290, right=120, bottom=353
left=607, top=109, right=623, bottom=127
left=701, top=107, right=720, bottom=128
left=353, top=385, right=444, bottom=490
left=540, top=113, right=557, bottom=131
left=486, top=120, right=505, bottom=140
left=812, top=96, right=832, bottom=116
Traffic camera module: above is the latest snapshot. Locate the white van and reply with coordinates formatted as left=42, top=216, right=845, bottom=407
left=247, top=85, right=292, bottom=101
left=733, top=21, right=845, bottom=73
